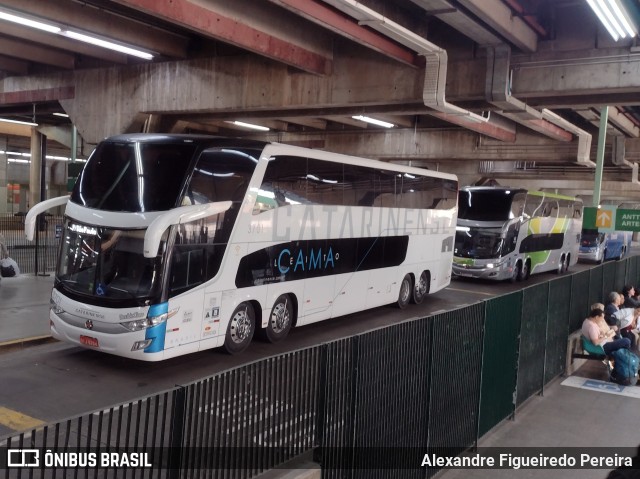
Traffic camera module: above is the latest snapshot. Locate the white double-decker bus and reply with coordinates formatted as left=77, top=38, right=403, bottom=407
left=453, top=187, right=582, bottom=281
left=26, top=134, right=458, bottom=360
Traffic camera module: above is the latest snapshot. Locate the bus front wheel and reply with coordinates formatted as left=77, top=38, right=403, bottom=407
left=518, top=260, right=530, bottom=281
left=397, top=274, right=413, bottom=309
left=265, top=294, right=294, bottom=343
left=223, top=302, right=255, bottom=355
left=510, top=263, right=521, bottom=283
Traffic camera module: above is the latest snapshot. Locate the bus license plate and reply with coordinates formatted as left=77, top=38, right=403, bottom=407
left=80, top=335, right=99, bottom=348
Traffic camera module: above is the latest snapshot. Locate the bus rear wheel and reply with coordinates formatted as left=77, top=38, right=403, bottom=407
left=223, top=302, right=255, bottom=355
left=557, top=255, right=566, bottom=274
left=412, top=271, right=429, bottom=305
left=265, top=294, right=293, bottom=343
left=397, top=274, right=412, bottom=309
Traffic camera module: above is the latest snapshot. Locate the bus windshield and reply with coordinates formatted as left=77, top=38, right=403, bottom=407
left=580, top=229, right=602, bottom=247
left=71, top=141, right=199, bottom=212
left=57, top=220, right=166, bottom=303
left=455, top=227, right=504, bottom=259
left=458, top=189, right=516, bottom=221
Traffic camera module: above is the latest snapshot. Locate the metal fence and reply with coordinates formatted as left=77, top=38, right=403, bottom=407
left=2, top=256, right=640, bottom=478
left=0, top=214, right=63, bottom=275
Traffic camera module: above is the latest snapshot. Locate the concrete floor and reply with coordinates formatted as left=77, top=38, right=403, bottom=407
left=0, top=273, right=53, bottom=344
left=439, top=361, right=640, bottom=479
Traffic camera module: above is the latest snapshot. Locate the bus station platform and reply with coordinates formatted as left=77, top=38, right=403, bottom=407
left=0, top=273, right=55, bottom=350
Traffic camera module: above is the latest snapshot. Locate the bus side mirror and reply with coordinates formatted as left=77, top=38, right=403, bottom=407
left=143, top=201, right=232, bottom=258
left=24, top=196, right=70, bottom=241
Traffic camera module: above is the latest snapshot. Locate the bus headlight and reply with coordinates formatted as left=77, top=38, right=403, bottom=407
left=486, top=263, right=494, bottom=269
left=121, top=318, right=151, bottom=332
left=121, top=303, right=171, bottom=331
left=50, top=298, right=65, bottom=315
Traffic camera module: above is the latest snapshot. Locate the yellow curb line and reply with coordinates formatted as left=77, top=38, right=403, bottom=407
left=0, top=406, right=45, bottom=432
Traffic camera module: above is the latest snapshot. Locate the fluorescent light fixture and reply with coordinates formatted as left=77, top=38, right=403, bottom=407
left=587, top=0, right=638, bottom=41
left=608, top=0, right=638, bottom=37
left=53, top=112, right=69, bottom=118
left=7, top=158, right=30, bottom=164
left=226, top=121, right=270, bottom=131
left=63, top=31, right=153, bottom=60
left=0, top=8, right=153, bottom=60
left=0, top=10, right=61, bottom=33
left=0, top=118, right=38, bottom=126
left=352, top=115, right=395, bottom=128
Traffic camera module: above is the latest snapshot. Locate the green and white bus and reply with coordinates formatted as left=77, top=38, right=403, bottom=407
left=453, top=187, right=583, bottom=281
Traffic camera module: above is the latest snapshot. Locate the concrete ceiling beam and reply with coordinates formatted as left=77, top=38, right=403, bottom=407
left=408, top=0, right=503, bottom=46
left=609, top=107, right=640, bottom=138
left=0, top=37, right=75, bottom=69
left=0, top=55, right=29, bottom=75
left=113, top=0, right=332, bottom=75
left=456, top=0, right=538, bottom=52
left=268, top=0, right=422, bottom=68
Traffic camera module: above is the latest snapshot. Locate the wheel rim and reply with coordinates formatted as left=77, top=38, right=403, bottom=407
left=513, top=264, right=520, bottom=281
left=230, top=307, right=252, bottom=344
left=270, top=300, right=290, bottom=334
left=415, top=273, right=427, bottom=299
left=400, top=277, right=411, bottom=303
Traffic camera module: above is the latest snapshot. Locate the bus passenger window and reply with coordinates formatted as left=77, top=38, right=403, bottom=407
left=254, top=156, right=309, bottom=214
left=306, top=159, right=344, bottom=206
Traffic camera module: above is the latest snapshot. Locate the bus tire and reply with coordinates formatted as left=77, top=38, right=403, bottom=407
left=518, top=260, right=530, bottom=281
left=412, top=271, right=429, bottom=305
left=223, top=302, right=255, bottom=355
left=265, top=294, right=293, bottom=343
left=564, top=255, right=571, bottom=273
left=510, top=262, right=521, bottom=283
left=397, top=274, right=412, bottom=309
left=557, top=255, right=565, bottom=274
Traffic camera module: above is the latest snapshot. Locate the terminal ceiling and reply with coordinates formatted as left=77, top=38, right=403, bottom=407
left=0, top=0, right=639, bottom=202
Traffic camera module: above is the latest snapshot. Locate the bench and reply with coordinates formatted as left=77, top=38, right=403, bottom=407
left=566, top=330, right=608, bottom=376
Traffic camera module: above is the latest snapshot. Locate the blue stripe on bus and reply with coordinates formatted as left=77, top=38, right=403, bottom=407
left=144, top=302, right=168, bottom=353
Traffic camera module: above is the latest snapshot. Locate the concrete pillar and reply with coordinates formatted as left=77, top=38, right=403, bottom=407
left=28, top=129, right=43, bottom=209
left=0, top=137, right=7, bottom=213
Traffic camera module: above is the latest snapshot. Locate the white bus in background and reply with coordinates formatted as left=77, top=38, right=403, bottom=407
left=26, top=134, right=458, bottom=361
left=453, top=187, right=583, bottom=282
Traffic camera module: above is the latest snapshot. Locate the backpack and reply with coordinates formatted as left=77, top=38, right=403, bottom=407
left=610, top=348, right=639, bottom=386
left=0, top=257, right=18, bottom=277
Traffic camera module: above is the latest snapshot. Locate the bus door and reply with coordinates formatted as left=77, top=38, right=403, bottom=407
left=164, top=291, right=205, bottom=351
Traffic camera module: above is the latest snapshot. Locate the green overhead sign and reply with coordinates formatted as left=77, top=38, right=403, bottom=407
left=583, top=206, right=640, bottom=232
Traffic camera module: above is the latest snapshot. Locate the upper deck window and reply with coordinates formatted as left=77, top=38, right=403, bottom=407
left=71, top=141, right=198, bottom=212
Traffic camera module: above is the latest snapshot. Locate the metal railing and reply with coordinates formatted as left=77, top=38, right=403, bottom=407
left=1, top=255, right=638, bottom=478
left=0, top=214, right=63, bottom=275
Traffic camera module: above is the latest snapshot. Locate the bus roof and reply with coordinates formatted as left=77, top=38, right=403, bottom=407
left=101, top=134, right=458, bottom=183
left=460, top=186, right=580, bottom=202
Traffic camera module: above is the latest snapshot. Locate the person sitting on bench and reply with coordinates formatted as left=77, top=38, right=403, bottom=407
left=582, top=308, right=631, bottom=356
left=591, top=302, right=620, bottom=338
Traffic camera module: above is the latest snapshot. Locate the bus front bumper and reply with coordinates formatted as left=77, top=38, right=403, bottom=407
left=452, top=263, right=512, bottom=281
left=578, top=250, right=600, bottom=262
left=50, top=311, right=164, bottom=361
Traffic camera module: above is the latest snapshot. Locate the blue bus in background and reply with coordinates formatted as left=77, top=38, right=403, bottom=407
left=578, top=229, right=632, bottom=263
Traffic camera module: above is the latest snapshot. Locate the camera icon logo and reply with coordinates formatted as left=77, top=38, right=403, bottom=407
left=7, top=449, right=40, bottom=467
